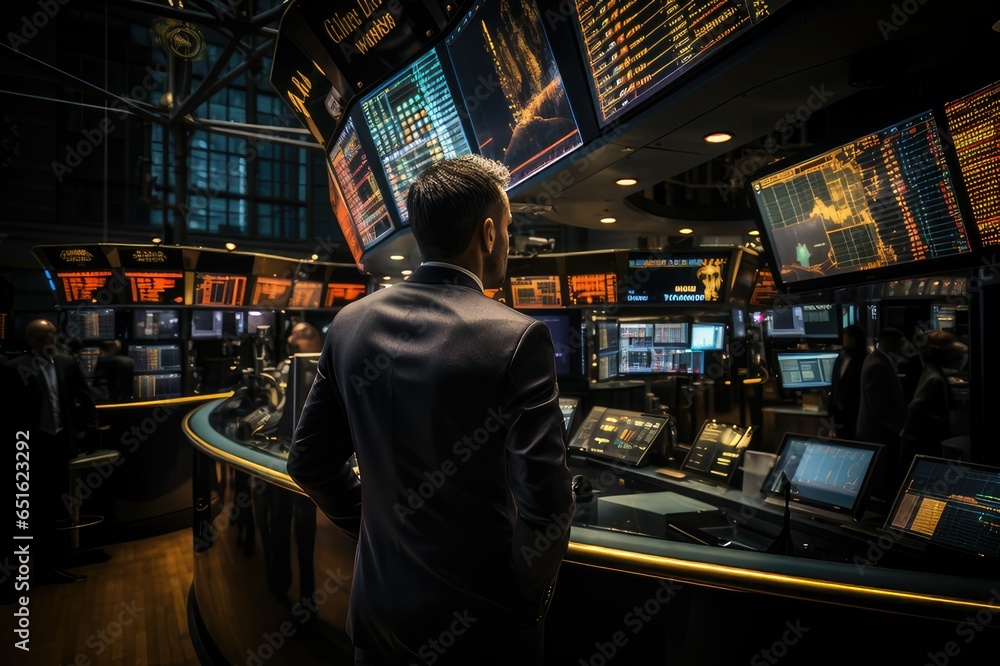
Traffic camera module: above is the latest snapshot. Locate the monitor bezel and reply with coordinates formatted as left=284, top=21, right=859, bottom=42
left=762, top=433, right=883, bottom=520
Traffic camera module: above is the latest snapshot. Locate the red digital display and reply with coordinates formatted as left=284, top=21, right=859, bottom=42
left=126, top=271, right=185, bottom=304
left=324, top=283, right=366, bottom=307
left=195, top=274, right=247, bottom=307
left=57, top=271, right=113, bottom=304
left=251, top=277, right=293, bottom=308
left=289, top=281, right=323, bottom=308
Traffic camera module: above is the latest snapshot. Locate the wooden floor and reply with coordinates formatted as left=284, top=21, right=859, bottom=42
left=3, top=529, right=199, bottom=666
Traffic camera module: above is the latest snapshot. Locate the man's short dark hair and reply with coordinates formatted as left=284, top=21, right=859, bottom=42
left=406, top=154, right=510, bottom=260
left=877, top=327, right=905, bottom=345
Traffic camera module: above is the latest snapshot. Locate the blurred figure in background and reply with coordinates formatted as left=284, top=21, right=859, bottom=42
left=828, top=323, right=868, bottom=439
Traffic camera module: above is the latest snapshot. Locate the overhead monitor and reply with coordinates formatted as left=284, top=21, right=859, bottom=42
left=56, top=271, right=114, bottom=304
left=568, top=406, right=668, bottom=467
left=446, top=0, right=583, bottom=187
left=250, top=277, right=293, bottom=309
left=750, top=110, right=972, bottom=291
left=571, top=0, right=791, bottom=126
left=762, top=433, right=882, bottom=520
left=884, top=456, right=1000, bottom=560
left=328, top=115, right=394, bottom=248
left=127, top=344, right=183, bottom=372
left=125, top=271, right=185, bottom=305
left=133, top=309, right=180, bottom=340
left=943, top=79, right=1000, bottom=246
left=325, top=283, right=367, bottom=307
left=360, top=48, right=472, bottom=222
left=624, top=252, right=730, bottom=304
left=681, top=420, right=755, bottom=486
left=64, top=309, right=115, bottom=340
left=326, top=167, right=365, bottom=270
left=194, top=273, right=247, bottom=307
left=567, top=273, right=617, bottom=305
left=691, top=322, right=725, bottom=351
left=509, top=276, right=563, bottom=308
left=765, top=305, right=806, bottom=338
left=774, top=350, right=839, bottom=390
left=289, top=281, right=324, bottom=309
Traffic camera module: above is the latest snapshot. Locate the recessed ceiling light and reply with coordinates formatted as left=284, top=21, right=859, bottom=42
left=600, top=217, right=616, bottom=224
left=401, top=269, right=412, bottom=275
left=748, top=229, right=760, bottom=236
left=224, top=242, right=237, bottom=251
left=382, top=275, right=391, bottom=280
left=678, top=228, right=694, bottom=234
left=615, top=178, right=638, bottom=186
left=389, top=254, right=405, bottom=261
left=310, top=253, right=319, bottom=260
left=703, top=132, right=733, bottom=144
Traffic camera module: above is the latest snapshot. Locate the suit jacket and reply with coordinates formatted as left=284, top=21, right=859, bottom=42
left=94, top=354, right=135, bottom=402
left=287, top=264, right=574, bottom=662
left=828, top=350, right=866, bottom=438
left=856, top=348, right=906, bottom=446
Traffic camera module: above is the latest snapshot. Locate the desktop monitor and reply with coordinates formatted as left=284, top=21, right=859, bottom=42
left=191, top=310, right=224, bottom=340
left=766, top=305, right=806, bottom=338
left=690, top=322, right=725, bottom=351
left=802, top=303, right=840, bottom=338
left=681, top=420, right=755, bottom=486
left=884, top=456, right=1000, bottom=560
left=762, top=433, right=882, bottom=520
left=532, top=312, right=582, bottom=377
left=133, top=309, right=180, bottom=340
left=619, top=320, right=699, bottom=375
left=64, top=309, right=115, bottom=340
left=127, top=344, right=183, bottom=372
left=774, top=350, right=839, bottom=390
left=567, top=406, right=668, bottom=467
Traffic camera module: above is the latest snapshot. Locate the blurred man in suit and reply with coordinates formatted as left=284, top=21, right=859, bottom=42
left=856, top=327, right=908, bottom=497
left=289, top=154, right=574, bottom=665
left=93, top=339, right=134, bottom=403
left=6, top=319, right=97, bottom=583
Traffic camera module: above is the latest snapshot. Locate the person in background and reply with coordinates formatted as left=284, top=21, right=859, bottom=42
left=900, top=330, right=957, bottom=470
left=92, top=339, right=134, bottom=403
left=856, top=327, right=908, bottom=497
left=828, top=323, right=868, bottom=440
left=288, top=154, right=574, bottom=665
left=4, top=319, right=97, bottom=583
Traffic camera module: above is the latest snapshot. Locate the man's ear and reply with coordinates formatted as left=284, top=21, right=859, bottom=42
left=482, top=216, right=496, bottom=253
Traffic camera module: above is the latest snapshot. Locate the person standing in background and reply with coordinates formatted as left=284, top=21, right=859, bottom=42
left=828, top=323, right=868, bottom=440
left=288, top=154, right=574, bottom=665
left=900, top=330, right=956, bottom=471
left=856, top=327, right=908, bottom=496
left=92, top=339, right=134, bottom=403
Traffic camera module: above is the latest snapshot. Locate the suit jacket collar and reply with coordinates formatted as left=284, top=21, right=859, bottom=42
left=408, top=264, right=484, bottom=293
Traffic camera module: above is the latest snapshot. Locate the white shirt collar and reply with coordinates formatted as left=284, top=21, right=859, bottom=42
left=419, top=261, right=484, bottom=293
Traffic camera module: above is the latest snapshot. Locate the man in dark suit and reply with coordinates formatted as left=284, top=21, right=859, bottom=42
left=5, top=319, right=97, bottom=583
left=828, top=323, right=868, bottom=439
left=92, top=339, right=134, bottom=402
left=288, top=154, right=574, bottom=665
left=856, top=327, right=908, bottom=497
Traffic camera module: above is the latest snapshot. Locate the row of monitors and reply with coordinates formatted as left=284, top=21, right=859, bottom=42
left=323, top=0, right=791, bottom=262
left=571, top=411, right=1000, bottom=561
left=63, top=309, right=276, bottom=342
left=48, top=270, right=367, bottom=308
left=750, top=79, right=1000, bottom=294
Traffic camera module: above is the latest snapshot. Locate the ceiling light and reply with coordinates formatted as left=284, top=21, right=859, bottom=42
left=151, top=237, right=162, bottom=245
left=748, top=230, right=760, bottom=236
left=703, top=132, right=733, bottom=144
left=678, top=228, right=694, bottom=234
left=401, top=269, right=412, bottom=276
left=600, top=217, right=616, bottom=224
left=615, top=178, right=637, bottom=186
left=382, top=275, right=391, bottom=280
left=310, top=253, right=319, bottom=260
left=224, top=242, right=237, bottom=251
left=389, top=254, right=405, bottom=261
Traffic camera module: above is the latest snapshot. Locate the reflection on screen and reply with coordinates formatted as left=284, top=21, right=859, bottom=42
left=573, top=0, right=790, bottom=124
left=510, top=276, right=562, bottom=308
left=329, top=116, right=393, bottom=248
left=361, top=50, right=472, bottom=221
left=763, top=435, right=879, bottom=518
left=944, top=80, right=1000, bottom=246
left=752, top=111, right=970, bottom=285
left=447, top=0, right=582, bottom=187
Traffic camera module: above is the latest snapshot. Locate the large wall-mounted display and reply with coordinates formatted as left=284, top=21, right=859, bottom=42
left=751, top=110, right=972, bottom=292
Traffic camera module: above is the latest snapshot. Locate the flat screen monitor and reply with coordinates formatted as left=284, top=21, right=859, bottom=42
left=125, top=271, right=185, bottom=305
left=532, top=313, right=577, bottom=376
left=775, top=350, right=839, bottom=390
left=250, top=277, right=293, bottom=308
left=681, top=420, right=755, bottom=485
left=64, top=309, right=115, bottom=340
left=133, top=372, right=182, bottom=399
left=618, top=320, right=692, bottom=374
left=360, top=49, right=472, bottom=222
left=944, top=80, right=1000, bottom=246
left=191, top=310, right=224, bottom=340
left=802, top=303, right=839, bottom=338
left=128, top=344, right=183, bottom=372
left=571, top=0, right=790, bottom=126
left=133, top=309, right=180, bottom=340
left=750, top=110, right=972, bottom=291
left=328, top=115, right=394, bottom=248
left=247, top=311, right=275, bottom=335
left=624, top=252, right=730, bottom=304
left=766, top=305, right=806, bottom=338
left=691, top=322, right=725, bottom=351
left=509, top=276, right=563, bottom=308
left=567, top=406, right=668, bottom=467
left=446, top=0, right=583, bottom=187
left=762, top=433, right=882, bottom=520
left=56, top=271, right=114, bottom=305
left=567, top=273, right=617, bottom=305
left=194, top=273, right=247, bottom=307
left=289, top=281, right=324, bottom=309
left=884, top=456, right=1000, bottom=560
left=324, top=283, right=367, bottom=307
